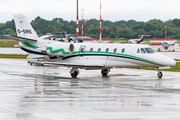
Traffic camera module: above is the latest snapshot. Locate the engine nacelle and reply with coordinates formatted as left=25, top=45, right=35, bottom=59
left=46, top=42, right=74, bottom=56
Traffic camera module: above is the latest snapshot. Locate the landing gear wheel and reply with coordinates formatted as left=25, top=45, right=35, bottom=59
left=101, top=69, right=110, bottom=76
left=157, top=71, right=163, bottom=78
left=71, top=70, right=79, bottom=77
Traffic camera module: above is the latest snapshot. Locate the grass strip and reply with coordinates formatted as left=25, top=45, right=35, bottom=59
left=0, top=40, right=19, bottom=48
left=0, top=54, right=28, bottom=58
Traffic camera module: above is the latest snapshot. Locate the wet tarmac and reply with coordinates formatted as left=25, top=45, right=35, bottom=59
left=0, top=58, right=180, bottom=120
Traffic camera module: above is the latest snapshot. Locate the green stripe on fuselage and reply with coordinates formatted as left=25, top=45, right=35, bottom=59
left=51, top=49, right=65, bottom=54
left=22, top=42, right=39, bottom=49
left=46, top=47, right=53, bottom=50
left=63, top=51, right=165, bottom=66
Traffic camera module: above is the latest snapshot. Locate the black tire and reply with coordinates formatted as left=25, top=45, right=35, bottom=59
left=101, top=69, right=109, bottom=76
left=71, top=70, right=78, bottom=77
left=157, top=71, right=163, bottom=78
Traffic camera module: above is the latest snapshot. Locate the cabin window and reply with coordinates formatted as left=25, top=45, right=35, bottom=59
left=145, top=48, right=155, bottom=53
left=137, top=49, right=140, bottom=53
left=106, top=48, right=109, bottom=53
left=121, top=48, right=125, bottom=53
left=141, top=48, right=146, bottom=54
left=114, top=48, right=117, bottom=53
left=90, top=48, right=93, bottom=52
left=98, top=48, right=101, bottom=53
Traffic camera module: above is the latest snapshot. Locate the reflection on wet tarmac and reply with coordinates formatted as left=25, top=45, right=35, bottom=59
left=0, top=58, right=180, bottom=120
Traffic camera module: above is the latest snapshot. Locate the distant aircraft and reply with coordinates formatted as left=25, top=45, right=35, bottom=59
left=128, top=35, right=149, bottom=44
left=4, top=15, right=176, bottom=78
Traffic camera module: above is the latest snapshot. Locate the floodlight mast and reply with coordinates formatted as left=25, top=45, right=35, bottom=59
left=100, top=0, right=102, bottom=42
left=76, top=0, right=79, bottom=37
left=81, top=9, right=84, bottom=37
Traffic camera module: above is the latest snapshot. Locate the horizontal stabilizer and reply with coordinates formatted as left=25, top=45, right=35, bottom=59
left=4, top=35, right=37, bottom=42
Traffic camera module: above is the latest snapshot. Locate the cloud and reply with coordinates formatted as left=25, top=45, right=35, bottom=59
left=0, top=0, right=180, bottom=23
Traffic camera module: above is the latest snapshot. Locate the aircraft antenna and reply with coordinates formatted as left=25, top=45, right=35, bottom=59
left=100, top=0, right=102, bottom=42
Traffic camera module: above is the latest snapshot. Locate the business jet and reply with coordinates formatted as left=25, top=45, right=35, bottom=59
left=128, top=35, right=149, bottom=44
left=4, top=15, right=176, bottom=78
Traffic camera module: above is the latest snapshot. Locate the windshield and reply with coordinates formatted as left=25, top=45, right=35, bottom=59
left=145, top=48, right=155, bottom=53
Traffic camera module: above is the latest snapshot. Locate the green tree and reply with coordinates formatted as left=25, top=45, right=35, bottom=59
left=0, top=24, right=7, bottom=31
left=66, top=26, right=75, bottom=34
left=6, top=20, right=15, bottom=31
left=46, top=25, right=57, bottom=34
left=36, top=30, right=42, bottom=35
left=111, top=25, right=117, bottom=33
left=117, top=28, right=132, bottom=39
left=109, top=31, right=115, bottom=38
left=4, top=28, right=15, bottom=35
left=176, top=33, right=180, bottom=39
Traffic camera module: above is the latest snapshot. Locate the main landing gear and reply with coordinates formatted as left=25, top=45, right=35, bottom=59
left=155, top=67, right=163, bottom=78
left=101, top=69, right=110, bottom=76
left=70, top=67, right=79, bottom=77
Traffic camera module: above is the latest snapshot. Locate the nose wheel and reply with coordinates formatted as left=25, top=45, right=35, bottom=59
left=155, top=67, right=163, bottom=78
left=157, top=71, right=163, bottom=78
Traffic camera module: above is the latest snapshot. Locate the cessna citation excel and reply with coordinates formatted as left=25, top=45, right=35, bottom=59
left=4, top=15, right=176, bottom=78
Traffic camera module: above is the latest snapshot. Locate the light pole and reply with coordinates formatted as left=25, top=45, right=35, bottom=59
left=76, top=0, right=79, bottom=37
left=100, top=0, right=102, bottom=42
left=81, top=9, right=84, bottom=37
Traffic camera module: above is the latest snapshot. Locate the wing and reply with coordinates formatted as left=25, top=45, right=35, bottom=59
left=3, top=35, right=37, bottom=42
left=42, top=61, right=105, bottom=68
left=28, top=60, right=105, bottom=68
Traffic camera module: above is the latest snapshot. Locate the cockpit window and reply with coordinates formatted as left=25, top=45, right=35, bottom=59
left=137, top=49, right=140, bottom=53
left=145, top=48, right=155, bottom=53
left=141, top=48, right=146, bottom=54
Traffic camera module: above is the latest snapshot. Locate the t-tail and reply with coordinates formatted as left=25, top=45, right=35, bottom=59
left=14, top=15, right=38, bottom=40
left=4, top=15, right=47, bottom=59
left=137, top=35, right=145, bottom=44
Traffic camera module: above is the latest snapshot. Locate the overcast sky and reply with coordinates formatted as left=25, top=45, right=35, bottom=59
left=0, top=0, right=180, bottom=23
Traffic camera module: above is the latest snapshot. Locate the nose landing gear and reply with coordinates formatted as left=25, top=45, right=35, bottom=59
left=155, top=67, right=163, bottom=78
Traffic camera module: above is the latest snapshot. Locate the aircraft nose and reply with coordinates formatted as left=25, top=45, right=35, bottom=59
left=169, top=59, right=176, bottom=67
left=162, top=55, right=176, bottom=67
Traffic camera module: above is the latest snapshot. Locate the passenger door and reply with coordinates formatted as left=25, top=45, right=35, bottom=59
left=79, top=45, right=86, bottom=57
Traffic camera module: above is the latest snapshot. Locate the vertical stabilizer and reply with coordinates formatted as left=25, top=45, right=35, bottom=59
left=14, top=15, right=38, bottom=39
left=137, top=35, right=145, bottom=43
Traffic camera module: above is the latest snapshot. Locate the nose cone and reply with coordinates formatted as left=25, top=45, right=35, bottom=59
left=160, top=54, right=176, bottom=67
left=168, top=58, right=176, bottom=67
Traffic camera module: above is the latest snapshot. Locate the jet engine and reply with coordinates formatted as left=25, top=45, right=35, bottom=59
left=46, top=42, right=74, bottom=56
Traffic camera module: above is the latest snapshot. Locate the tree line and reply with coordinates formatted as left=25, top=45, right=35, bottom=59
left=1, top=16, right=180, bottom=39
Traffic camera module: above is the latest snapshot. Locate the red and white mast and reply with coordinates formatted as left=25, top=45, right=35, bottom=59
left=81, top=9, right=84, bottom=37
left=100, top=0, right=102, bottom=42
left=76, top=0, right=79, bottom=37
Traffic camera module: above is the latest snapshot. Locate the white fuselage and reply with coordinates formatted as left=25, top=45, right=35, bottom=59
left=19, top=40, right=176, bottom=70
